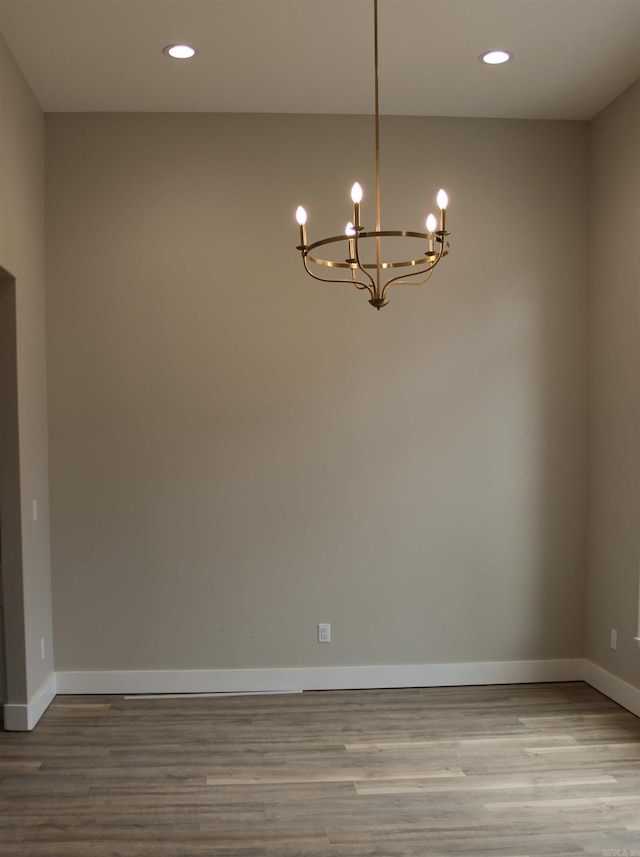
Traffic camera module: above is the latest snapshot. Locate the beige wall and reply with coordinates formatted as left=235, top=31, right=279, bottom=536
left=0, top=34, right=53, bottom=702
left=586, top=79, right=640, bottom=683
left=46, top=113, right=589, bottom=672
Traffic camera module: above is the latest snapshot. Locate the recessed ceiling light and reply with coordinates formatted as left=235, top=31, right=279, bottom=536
left=479, top=50, right=512, bottom=65
left=163, top=44, right=197, bottom=59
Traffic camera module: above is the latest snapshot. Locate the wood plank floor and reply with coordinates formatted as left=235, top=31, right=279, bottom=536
left=1, top=682, right=640, bottom=856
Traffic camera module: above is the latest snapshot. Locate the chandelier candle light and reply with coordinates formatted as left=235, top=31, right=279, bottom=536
left=294, top=0, right=451, bottom=310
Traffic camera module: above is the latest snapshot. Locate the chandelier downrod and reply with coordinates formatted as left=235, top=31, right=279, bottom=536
left=295, top=0, right=451, bottom=310
left=374, top=0, right=382, bottom=295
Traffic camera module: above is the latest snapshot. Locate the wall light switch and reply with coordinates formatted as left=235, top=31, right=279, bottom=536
left=32, top=499, right=38, bottom=522
left=610, top=628, right=617, bottom=650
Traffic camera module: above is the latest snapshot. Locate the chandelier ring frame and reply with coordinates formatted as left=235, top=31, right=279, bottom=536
left=299, top=230, right=450, bottom=271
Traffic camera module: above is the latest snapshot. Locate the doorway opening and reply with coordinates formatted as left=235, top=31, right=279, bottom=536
left=0, top=266, right=22, bottom=719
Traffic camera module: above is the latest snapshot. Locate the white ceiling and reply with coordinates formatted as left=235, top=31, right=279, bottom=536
left=0, top=0, right=639, bottom=119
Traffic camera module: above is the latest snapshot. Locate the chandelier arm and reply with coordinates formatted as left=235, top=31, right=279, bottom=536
left=381, top=240, right=449, bottom=296
left=352, top=234, right=377, bottom=293
left=380, top=246, right=447, bottom=296
left=302, top=253, right=375, bottom=297
left=380, top=247, right=444, bottom=295
left=381, top=267, right=435, bottom=299
left=383, top=267, right=436, bottom=293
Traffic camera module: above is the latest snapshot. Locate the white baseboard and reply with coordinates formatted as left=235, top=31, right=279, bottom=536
left=56, top=658, right=584, bottom=696
left=3, top=671, right=57, bottom=731
left=8, top=660, right=639, bottom=730
left=583, top=660, right=640, bottom=717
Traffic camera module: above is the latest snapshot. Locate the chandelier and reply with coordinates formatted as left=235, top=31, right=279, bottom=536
left=294, top=0, right=451, bottom=310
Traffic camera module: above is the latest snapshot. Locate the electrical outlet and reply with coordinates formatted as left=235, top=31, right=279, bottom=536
left=610, top=628, right=617, bottom=650
left=318, top=623, right=331, bottom=643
